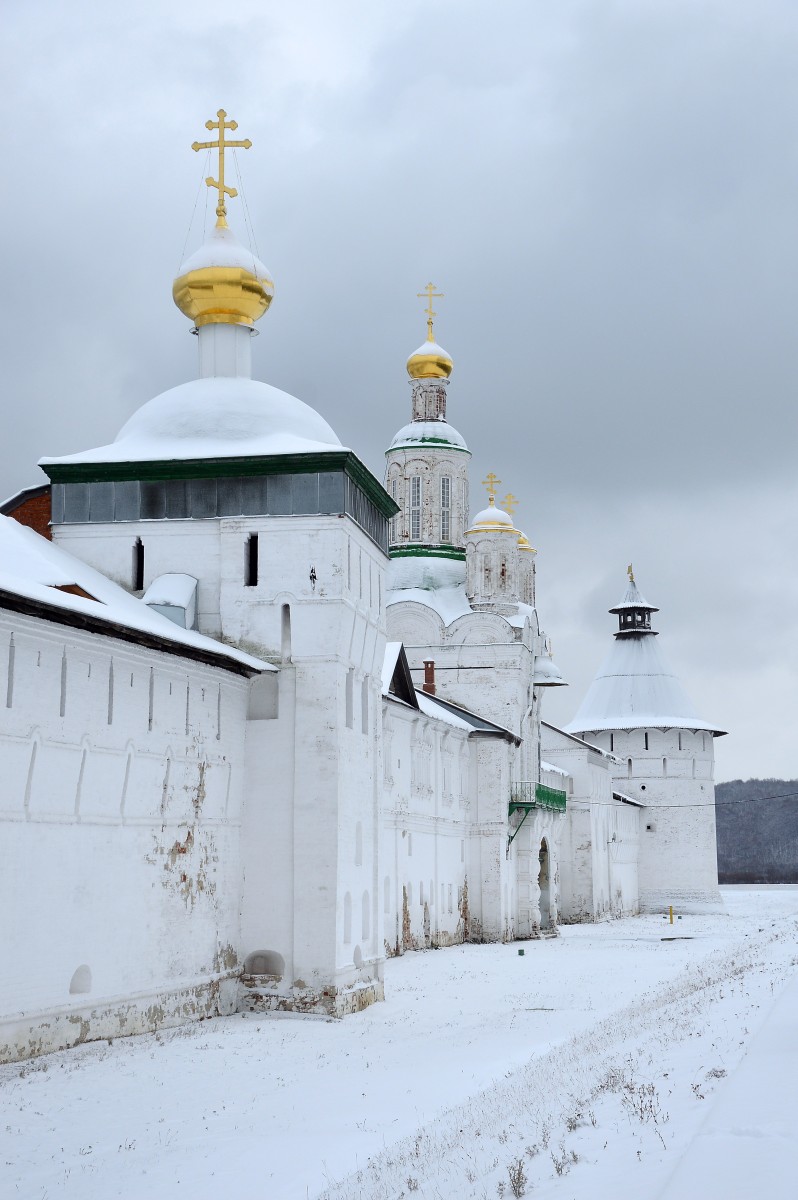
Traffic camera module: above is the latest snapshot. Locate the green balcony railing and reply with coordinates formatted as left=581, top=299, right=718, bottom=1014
left=509, top=782, right=567, bottom=813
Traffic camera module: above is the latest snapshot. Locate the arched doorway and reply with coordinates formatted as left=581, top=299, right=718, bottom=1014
left=538, top=839, right=552, bottom=930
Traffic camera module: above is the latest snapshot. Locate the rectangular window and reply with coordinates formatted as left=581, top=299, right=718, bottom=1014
left=440, top=476, right=451, bottom=543
left=245, top=533, right=259, bottom=586
left=410, top=476, right=422, bottom=541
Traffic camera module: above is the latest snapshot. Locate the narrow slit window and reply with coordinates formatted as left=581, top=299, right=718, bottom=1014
left=245, top=533, right=259, bottom=586
left=389, top=478, right=398, bottom=543
left=133, top=538, right=144, bottom=591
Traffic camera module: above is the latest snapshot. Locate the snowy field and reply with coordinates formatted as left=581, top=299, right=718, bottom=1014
left=3, top=886, right=798, bottom=1200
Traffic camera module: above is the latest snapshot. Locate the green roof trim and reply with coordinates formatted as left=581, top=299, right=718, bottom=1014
left=389, top=545, right=466, bottom=561
left=386, top=439, right=470, bottom=455
left=43, top=450, right=399, bottom=518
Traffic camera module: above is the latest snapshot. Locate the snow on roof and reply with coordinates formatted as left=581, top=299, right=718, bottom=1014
left=0, top=516, right=270, bottom=673
left=416, top=690, right=473, bottom=731
left=381, top=641, right=403, bottom=696
left=609, top=578, right=658, bottom=613
left=40, top=378, right=342, bottom=467
left=612, top=790, right=645, bottom=807
left=388, top=420, right=468, bottom=452
left=177, top=224, right=271, bottom=279
left=565, top=634, right=725, bottom=736
left=541, top=760, right=570, bottom=777
left=142, top=573, right=197, bottom=608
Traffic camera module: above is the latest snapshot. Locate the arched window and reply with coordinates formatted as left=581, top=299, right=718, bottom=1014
left=627, top=758, right=633, bottom=779
left=662, top=757, right=667, bottom=776
left=440, top=476, right=451, bottom=542
left=410, top=476, right=422, bottom=540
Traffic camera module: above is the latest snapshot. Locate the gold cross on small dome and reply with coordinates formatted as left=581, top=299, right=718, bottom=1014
left=192, top=109, right=252, bottom=227
left=417, top=282, right=444, bottom=341
left=501, top=493, right=518, bottom=517
left=482, top=473, right=501, bottom=500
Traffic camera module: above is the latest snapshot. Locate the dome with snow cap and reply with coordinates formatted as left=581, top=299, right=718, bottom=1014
left=466, top=496, right=515, bottom=534
left=173, top=224, right=274, bottom=328
left=406, top=337, right=453, bottom=380
left=41, top=377, right=341, bottom=467
left=389, top=420, right=468, bottom=452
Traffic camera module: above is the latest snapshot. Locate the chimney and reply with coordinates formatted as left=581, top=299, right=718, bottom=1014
left=423, top=659, right=436, bottom=696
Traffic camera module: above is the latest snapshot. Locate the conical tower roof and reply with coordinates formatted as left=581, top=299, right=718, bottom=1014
left=565, top=572, right=725, bottom=736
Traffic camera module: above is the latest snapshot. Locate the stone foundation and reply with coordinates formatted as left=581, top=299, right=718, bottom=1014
left=239, top=975, right=384, bottom=1017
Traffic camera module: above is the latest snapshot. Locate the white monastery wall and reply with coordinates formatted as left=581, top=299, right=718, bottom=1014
left=381, top=699, right=471, bottom=953
left=541, top=727, right=640, bottom=922
left=0, top=609, right=250, bottom=1063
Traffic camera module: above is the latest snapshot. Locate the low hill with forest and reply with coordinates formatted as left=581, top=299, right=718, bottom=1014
left=716, top=778, right=798, bottom=883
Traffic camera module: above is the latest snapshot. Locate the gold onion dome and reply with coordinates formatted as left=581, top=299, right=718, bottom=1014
left=518, top=531, right=537, bottom=553
left=406, top=334, right=454, bottom=380
left=173, top=224, right=274, bottom=328
left=466, top=496, right=516, bottom=534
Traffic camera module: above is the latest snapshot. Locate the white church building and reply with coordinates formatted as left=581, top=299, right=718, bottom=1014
left=0, top=114, right=725, bottom=1063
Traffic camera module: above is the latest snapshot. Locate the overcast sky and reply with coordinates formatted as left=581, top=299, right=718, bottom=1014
left=3, top=0, right=797, bottom=781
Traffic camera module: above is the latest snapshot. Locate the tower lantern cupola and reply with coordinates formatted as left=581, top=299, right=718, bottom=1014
left=609, top=565, right=659, bottom=638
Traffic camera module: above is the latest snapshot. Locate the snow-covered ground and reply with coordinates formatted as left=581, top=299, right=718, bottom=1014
left=3, top=886, right=797, bottom=1199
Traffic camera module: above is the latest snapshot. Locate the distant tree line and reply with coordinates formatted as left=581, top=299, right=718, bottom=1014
left=716, top=778, right=798, bottom=883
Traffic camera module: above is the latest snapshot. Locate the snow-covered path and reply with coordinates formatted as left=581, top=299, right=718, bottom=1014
left=2, top=887, right=797, bottom=1199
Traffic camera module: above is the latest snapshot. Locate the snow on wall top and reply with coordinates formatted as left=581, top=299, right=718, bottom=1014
left=40, top=378, right=342, bottom=467
left=565, top=633, right=724, bottom=735
left=388, top=420, right=468, bottom=452
left=0, top=515, right=271, bottom=672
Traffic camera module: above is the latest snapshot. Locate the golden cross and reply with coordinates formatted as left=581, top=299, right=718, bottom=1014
left=482, top=472, right=501, bottom=500
left=627, top=563, right=635, bottom=584
left=191, top=109, right=252, bottom=228
left=417, top=282, right=444, bottom=341
left=501, top=493, right=518, bottom=517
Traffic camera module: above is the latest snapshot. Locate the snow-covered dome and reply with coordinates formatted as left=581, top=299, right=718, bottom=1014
left=466, top=496, right=515, bottom=533
left=389, top=420, right=468, bottom=452
left=406, top=337, right=453, bottom=380
left=173, top=224, right=274, bottom=329
left=41, top=377, right=341, bottom=466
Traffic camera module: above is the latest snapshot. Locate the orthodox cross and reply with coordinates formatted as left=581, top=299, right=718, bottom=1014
left=417, top=282, right=444, bottom=341
left=192, top=109, right=252, bottom=227
left=627, top=563, right=635, bottom=583
left=501, top=493, right=518, bottom=518
left=482, top=472, right=501, bottom=501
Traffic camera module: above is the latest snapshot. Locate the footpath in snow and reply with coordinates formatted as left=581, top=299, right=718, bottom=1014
left=1, top=886, right=797, bottom=1200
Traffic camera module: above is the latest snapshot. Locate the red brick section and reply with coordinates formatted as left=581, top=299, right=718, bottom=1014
left=4, top=490, right=52, bottom=540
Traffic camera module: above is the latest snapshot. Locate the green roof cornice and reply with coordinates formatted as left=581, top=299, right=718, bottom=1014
left=389, top=545, right=466, bottom=561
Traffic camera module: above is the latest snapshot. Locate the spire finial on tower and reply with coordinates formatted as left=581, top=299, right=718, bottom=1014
left=417, top=282, right=444, bottom=343
left=501, top=493, right=518, bottom=517
left=627, top=562, right=635, bottom=584
left=191, top=109, right=252, bottom=228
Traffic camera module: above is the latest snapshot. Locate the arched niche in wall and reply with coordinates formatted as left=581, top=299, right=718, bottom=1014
left=69, top=964, right=92, bottom=995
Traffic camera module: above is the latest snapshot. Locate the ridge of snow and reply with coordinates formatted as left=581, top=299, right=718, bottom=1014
left=176, top=225, right=272, bottom=279
left=40, top=378, right=342, bottom=466
left=388, top=420, right=468, bottom=452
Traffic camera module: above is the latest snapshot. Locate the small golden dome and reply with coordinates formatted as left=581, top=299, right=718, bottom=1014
left=518, top=531, right=537, bottom=554
left=173, top=225, right=274, bottom=328
left=466, top=496, right=516, bottom=535
left=406, top=335, right=454, bottom=380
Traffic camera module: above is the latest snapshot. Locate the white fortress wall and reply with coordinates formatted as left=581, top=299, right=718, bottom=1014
left=0, top=608, right=250, bottom=1063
